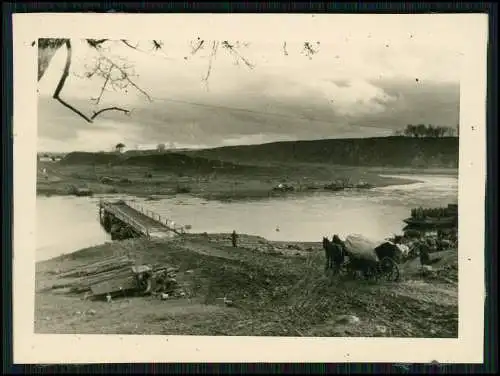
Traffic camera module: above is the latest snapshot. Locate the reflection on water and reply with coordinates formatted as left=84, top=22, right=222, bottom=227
left=36, top=174, right=458, bottom=261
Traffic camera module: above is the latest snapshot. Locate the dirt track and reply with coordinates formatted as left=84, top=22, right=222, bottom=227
left=35, top=234, right=458, bottom=337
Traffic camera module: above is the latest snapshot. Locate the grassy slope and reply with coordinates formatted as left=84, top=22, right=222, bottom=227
left=35, top=234, right=458, bottom=337
left=59, top=137, right=459, bottom=169
left=183, top=136, right=459, bottom=168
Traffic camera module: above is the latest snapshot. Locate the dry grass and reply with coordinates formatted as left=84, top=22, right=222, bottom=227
left=35, top=234, right=458, bottom=337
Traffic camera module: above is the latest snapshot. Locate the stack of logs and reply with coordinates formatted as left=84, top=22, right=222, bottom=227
left=51, top=255, right=134, bottom=293
left=49, top=255, right=184, bottom=300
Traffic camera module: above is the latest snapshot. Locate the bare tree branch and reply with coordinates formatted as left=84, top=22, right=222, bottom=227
left=119, top=39, right=173, bottom=61
left=191, top=38, right=205, bottom=55
left=95, top=51, right=153, bottom=102
left=40, top=37, right=324, bottom=124
left=86, top=39, right=109, bottom=49
left=301, top=41, right=320, bottom=59
left=203, top=41, right=219, bottom=82
left=52, top=40, right=93, bottom=122
left=90, top=65, right=111, bottom=105
left=38, top=38, right=67, bottom=81
left=91, top=107, right=130, bottom=120
left=121, top=39, right=139, bottom=50
left=51, top=40, right=131, bottom=123
left=152, top=40, right=163, bottom=51
left=221, top=41, right=255, bottom=69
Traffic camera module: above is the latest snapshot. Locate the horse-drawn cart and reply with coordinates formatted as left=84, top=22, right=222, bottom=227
left=324, top=234, right=403, bottom=282
left=343, top=234, right=401, bottom=282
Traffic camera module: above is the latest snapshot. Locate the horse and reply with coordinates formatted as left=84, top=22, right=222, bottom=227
left=322, top=236, right=346, bottom=275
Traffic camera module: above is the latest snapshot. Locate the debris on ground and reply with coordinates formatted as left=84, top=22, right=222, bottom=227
left=375, top=325, right=388, bottom=335
left=49, top=255, right=187, bottom=302
left=216, top=296, right=235, bottom=307
left=335, top=314, right=360, bottom=325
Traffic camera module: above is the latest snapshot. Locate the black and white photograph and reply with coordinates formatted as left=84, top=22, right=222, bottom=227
left=13, top=13, right=487, bottom=363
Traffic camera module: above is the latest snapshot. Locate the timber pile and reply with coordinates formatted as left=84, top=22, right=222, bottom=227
left=57, top=255, right=134, bottom=279
left=51, top=256, right=135, bottom=293
left=50, top=255, right=184, bottom=299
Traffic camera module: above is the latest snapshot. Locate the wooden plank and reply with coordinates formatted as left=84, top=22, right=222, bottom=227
left=57, top=256, right=130, bottom=277
left=58, top=260, right=134, bottom=279
left=90, top=275, right=138, bottom=296
left=76, top=267, right=134, bottom=287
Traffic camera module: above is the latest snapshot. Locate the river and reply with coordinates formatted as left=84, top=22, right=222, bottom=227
left=36, top=174, right=458, bottom=262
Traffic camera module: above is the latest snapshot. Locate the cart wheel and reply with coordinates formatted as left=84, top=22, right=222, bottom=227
left=137, top=273, right=153, bottom=294
left=381, top=257, right=400, bottom=282
left=139, top=277, right=152, bottom=295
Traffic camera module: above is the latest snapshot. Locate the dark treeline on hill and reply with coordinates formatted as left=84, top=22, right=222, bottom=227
left=395, top=124, right=458, bottom=138
left=184, top=136, right=459, bottom=168
left=59, top=152, right=121, bottom=165
left=59, top=136, right=459, bottom=169
left=121, top=153, right=253, bottom=173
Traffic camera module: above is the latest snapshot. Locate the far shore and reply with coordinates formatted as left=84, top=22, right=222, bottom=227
left=36, top=161, right=458, bottom=202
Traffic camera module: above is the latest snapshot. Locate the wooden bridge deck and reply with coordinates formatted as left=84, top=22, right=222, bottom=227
left=99, top=199, right=182, bottom=239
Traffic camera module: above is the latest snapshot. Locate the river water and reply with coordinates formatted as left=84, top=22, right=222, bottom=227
left=36, top=174, right=458, bottom=262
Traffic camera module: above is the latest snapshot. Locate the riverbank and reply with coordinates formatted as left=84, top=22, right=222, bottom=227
left=36, top=161, right=458, bottom=201
left=35, top=232, right=458, bottom=337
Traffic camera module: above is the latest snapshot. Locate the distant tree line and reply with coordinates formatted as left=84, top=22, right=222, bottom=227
left=394, top=124, right=458, bottom=138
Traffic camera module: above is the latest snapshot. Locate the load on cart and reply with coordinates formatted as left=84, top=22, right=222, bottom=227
left=323, top=234, right=404, bottom=282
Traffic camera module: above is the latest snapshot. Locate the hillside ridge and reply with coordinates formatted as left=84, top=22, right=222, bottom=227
left=59, top=136, right=459, bottom=169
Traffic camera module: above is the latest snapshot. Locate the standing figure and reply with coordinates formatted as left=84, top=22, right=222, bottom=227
left=419, top=240, right=431, bottom=266
left=231, top=230, right=238, bottom=248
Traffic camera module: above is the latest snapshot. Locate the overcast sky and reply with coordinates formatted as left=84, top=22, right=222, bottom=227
left=37, top=16, right=463, bottom=152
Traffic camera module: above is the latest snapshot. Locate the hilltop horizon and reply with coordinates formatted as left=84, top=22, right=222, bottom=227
left=38, top=133, right=459, bottom=155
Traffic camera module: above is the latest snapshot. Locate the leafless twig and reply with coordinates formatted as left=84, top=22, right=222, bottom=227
left=86, top=39, right=109, bottom=49
left=51, top=40, right=131, bottom=123
left=152, top=40, right=163, bottom=51
left=121, top=39, right=139, bottom=50
left=221, top=41, right=255, bottom=69
left=91, top=107, right=130, bottom=120
left=95, top=51, right=152, bottom=102
left=301, top=41, right=321, bottom=60
left=203, top=41, right=219, bottom=82
left=190, top=38, right=205, bottom=55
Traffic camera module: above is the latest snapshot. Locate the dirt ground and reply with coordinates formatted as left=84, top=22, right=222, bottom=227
left=35, top=233, right=458, bottom=338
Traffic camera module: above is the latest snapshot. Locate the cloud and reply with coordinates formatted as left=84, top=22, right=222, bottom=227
left=38, top=96, right=144, bottom=151
left=314, top=79, right=398, bottom=117
left=37, top=73, right=459, bottom=152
